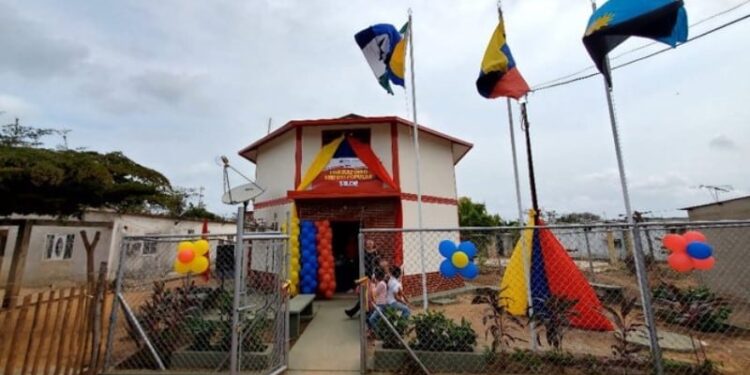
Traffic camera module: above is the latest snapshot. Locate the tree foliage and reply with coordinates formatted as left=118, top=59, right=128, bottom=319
left=458, top=197, right=504, bottom=227
left=0, top=146, right=179, bottom=216
left=556, top=212, right=602, bottom=224
left=0, top=118, right=54, bottom=148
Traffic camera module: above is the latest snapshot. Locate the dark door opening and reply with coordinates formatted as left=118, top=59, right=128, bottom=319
left=331, top=221, right=360, bottom=293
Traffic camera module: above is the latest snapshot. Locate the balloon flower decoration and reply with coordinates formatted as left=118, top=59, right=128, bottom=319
left=662, top=231, right=715, bottom=273
left=174, top=240, right=210, bottom=274
left=438, top=240, right=479, bottom=280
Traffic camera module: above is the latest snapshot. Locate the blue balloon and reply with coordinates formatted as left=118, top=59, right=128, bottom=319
left=687, top=242, right=713, bottom=260
left=439, top=240, right=456, bottom=258
left=458, top=241, right=477, bottom=259
left=458, top=262, right=479, bottom=280
left=439, top=259, right=457, bottom=278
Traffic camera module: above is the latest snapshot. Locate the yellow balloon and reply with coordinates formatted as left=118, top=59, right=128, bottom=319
left=174, top=259, right=190, bottom=274
left=452, top=252, right=470, bottom=269
left=280, top=223, right=287, bottom=233
left=190, top=256, right=209, bottom=274
left=193, top=240, right=210, bottom=256
left=290, top=270, right=299, bottom=283
left=177, top=241, right=195, bottom=253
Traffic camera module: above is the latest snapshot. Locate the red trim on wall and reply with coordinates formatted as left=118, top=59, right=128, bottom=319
left=400, top=193, right=458, bottom=206
left=390, top=122, right=400, bottom=189
left=294, top=127, right=302, bottom=188
left=254, top=197, right=292, bottom=210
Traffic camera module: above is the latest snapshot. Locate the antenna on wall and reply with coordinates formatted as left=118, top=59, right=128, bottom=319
left=696, top=184, right=733, bottom=203
left=220, top=155, right=264, bottom=205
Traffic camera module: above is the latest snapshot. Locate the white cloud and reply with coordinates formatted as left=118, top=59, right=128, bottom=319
left=709, top=134, right=738, bottom=150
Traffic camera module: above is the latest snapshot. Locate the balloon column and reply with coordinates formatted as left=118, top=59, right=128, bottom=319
left=316, top=221, right=336, bottom=299
left=299, top=221, right=319, bottom=294
left=662, top=230, right=715, bottom=272
left=174, top=240, right=210, bottom=274
left=438, top=240, right=479, bottom=280
left=288, top=210, right=301, bottom=296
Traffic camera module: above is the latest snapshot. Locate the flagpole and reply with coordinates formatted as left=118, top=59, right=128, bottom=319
left=407, top=9, right=429, bottom=310
left=506, top=98, right=524, bottom=225
left=590, top=1, right=663, bottom=373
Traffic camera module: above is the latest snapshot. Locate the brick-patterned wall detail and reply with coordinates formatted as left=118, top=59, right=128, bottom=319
left=402, top=272, right=465, bottom=297
left=401, top=193, right=457, bottom=206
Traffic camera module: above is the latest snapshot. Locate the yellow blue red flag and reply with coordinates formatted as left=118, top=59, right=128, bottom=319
left=476, top=15, right=529, bottom=100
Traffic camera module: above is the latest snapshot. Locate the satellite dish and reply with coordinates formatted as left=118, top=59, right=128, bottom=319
left=222, top=182, right=263, bottom=204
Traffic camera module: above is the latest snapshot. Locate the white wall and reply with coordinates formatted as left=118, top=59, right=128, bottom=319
left=398, top=127, right=457, bottom=198
left=251, top=203, right=292, bottom=272
left=254, top=131, right=296, bottom=201
left=400, top=201, right=460, bottom=276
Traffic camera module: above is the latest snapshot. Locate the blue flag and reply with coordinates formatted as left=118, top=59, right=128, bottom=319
left=583, top=0, right=688, bottom=86
left=355, top=23, right=406, bottom=94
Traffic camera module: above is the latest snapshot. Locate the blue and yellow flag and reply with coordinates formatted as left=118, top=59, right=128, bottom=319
left=355, top=22, right=408, bottom=94
left=583, top=0, right=688, bottom=86
left=476, top=14, right=529, bottom=100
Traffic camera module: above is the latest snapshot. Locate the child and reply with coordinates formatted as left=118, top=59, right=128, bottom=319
left=386, top=266, right=410, bottom=318
left=366, top=267, right=388, bottom=328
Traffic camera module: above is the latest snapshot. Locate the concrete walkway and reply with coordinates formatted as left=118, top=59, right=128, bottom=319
left=288, top=298, right=361, bottom=374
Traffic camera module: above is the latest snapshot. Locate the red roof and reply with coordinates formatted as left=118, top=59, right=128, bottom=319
left=238, top=115, right=473, bottom=164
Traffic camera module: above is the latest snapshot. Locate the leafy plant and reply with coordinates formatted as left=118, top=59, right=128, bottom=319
left=375, top=307, right=411, bottom=349
left=471, top=287, right=525, bottom=353
left=529, top=296, right=579, bottom=352
left=603, top=297, right=643, bottom=371
left=409, top=310, right=477, bottom=352
left=653, top=284, right=731, bottom=332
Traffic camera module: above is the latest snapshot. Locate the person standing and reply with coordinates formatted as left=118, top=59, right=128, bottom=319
left=345, top=239, right=380, bottom=317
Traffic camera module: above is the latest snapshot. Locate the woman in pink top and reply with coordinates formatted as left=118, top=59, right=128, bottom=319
left=367, top=267, right=388, bottom=328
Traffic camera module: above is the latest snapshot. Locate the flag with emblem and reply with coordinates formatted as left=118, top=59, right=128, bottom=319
left=355, top=23, right=408, bottom=94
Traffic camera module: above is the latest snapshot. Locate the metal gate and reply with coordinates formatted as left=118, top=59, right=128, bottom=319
left=102, top=232, right=288, bottom=374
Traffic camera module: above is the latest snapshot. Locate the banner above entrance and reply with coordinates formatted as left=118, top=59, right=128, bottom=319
left=291, top=136, right=397, bottom=198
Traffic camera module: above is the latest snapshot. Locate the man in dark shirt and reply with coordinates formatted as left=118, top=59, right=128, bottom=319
left=345, top=239, right=379, bottom=318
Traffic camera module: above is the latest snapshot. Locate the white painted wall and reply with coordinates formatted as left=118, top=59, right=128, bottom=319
left=400, top=201, right=460, bottom=276
left=254, top=131, right=296, bottom=202
left=398, top=127, right=457, bottom=198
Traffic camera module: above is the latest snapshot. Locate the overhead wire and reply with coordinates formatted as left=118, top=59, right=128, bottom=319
left=530, top=12, right=750, bottom=92
left=530, top=0, right=750, bottom=90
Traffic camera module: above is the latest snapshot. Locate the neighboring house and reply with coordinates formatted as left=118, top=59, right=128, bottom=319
left=238, top=114, right=473, bottom=295
left=682, top=196, right=750, bottom=302
left=0, top=210, right=235, bottom=289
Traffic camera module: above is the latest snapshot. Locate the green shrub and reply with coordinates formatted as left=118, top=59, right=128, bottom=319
left=409, top=310, right=477, bottom=352
left=375, top=307, right=411, bottom=349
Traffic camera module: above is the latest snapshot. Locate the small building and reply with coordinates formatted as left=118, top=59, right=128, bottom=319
left=0, top=210, right=235, bottom=290
left=682, top=196, right=750, bottom=302
left=239, top=114, right=472, bottom=294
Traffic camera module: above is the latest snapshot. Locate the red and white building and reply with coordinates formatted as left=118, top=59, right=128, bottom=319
left=239, top=114, right=472, bottom=294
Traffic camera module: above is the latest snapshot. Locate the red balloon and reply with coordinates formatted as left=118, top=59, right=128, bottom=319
left=662, top=234, right=687, bottom=253
left=683, top=231, right=706, bottom=244
left=177, top=249, right=195, bottom=263
left=322, top=273, right=332, bottom=283
left=668, top=253, right=694, bottom=273
left=324, top=290, right=334, bottom=299
left=693, top=257, right=715, bottom=271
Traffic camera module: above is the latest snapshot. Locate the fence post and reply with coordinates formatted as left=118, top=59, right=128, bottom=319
left=630, top=224, right=664, bottom=374
left=103, top=241, right=127, bottom=370
left=358, top=232, right=367, bottom=375
left=584, top=227, right=596, bottom=282
left=230, top=205, right=245, bottom=375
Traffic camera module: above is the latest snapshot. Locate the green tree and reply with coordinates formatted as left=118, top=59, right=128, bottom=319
left=458, top=197, right=504, bottom=227
left=0, top=146, right=178, bottom=216
left=0, top=118, right=54, bottom=147
left=556, top=212, right=602, bottom=224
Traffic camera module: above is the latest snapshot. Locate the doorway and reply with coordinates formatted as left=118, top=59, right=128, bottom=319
left=330, top=221, right=360, bottom=292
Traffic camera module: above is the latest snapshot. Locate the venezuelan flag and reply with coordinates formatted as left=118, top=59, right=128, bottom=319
left=583, top=0, right=688, bottom=86
left=500, top=212, right=613, bottom=331
left=476, top=15, right=530, bottom=100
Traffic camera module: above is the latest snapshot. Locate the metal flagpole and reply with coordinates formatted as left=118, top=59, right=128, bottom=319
left=507, top=97, right=537, bottom=351
left=590, top=2, right=663, bottom=373
left=407, top=9, right=429, bottom=310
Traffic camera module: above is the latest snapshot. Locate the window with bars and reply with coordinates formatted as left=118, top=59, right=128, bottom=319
left=44, top=234, right=75, bottom=260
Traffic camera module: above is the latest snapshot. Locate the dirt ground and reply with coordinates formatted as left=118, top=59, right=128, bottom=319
left=416, top=260, right=750, bottom=374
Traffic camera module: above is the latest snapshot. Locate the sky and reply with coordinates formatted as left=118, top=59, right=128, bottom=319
left=1, top=0, right=748, bottom=220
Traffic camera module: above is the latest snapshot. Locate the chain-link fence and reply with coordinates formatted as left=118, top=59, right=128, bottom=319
left=103, top=232, right=288, bottom=374
left=359, top=220, right=750, bottom=374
